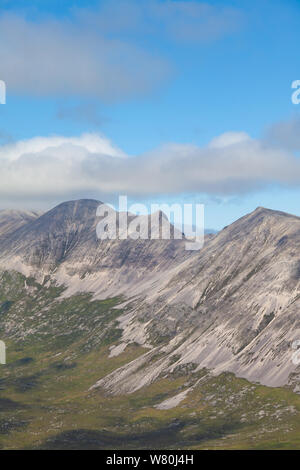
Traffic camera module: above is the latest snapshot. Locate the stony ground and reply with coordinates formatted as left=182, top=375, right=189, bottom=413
left=0, top=271, right=299, bottom=450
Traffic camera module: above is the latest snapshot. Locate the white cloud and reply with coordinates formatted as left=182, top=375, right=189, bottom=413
left=0, top=1, right=243, bottom=99
left=208, top=131, right=250, bottom=148
left=0, top=134, right=127, bottom=202
left=0, top=134, right=126, bottom=162
left=1, top=128, right=300, bottom=206
left=0, top=12, right=170, bottom=100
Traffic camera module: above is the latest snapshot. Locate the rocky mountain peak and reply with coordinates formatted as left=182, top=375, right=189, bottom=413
left=0, top=209, right=41, bottom=238
left=0, top=200, right=299, bottom=396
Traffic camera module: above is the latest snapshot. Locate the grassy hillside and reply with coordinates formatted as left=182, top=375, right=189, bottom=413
left=0, top=271, right=299, bottom=450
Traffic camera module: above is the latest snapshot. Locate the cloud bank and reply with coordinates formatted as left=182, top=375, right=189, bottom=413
left=1, top=119, right=300, bottom=205
left=0, top=13, right=170, bottom=100
left=0, top=1, right=243, bottom=100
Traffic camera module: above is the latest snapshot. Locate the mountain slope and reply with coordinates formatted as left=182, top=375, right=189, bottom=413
left=0, top=199, right=192, bottom=297
left=0, top=268, right=299, bottom=450
left=0, top=201, right=300, bottom=449
left=91, top=207, right=300, bottom=393
left=0, top=209, right=41, bottom=239
left=0, top=201, right=299, bottom=393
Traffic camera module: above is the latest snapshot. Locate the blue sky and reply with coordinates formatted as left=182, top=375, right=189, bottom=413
left=0, top=0, right=300, bottom=229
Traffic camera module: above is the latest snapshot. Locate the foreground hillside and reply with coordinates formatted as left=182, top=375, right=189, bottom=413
left=0, top=274, right=299, bottom=450
left=0, top=200, right=299, bottom=449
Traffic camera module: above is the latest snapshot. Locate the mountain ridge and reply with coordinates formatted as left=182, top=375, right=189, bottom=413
left=0, top=199, right=299, bottom=394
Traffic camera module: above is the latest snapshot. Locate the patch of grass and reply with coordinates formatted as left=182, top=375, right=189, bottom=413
left=0, top=270, right=299, bottom=450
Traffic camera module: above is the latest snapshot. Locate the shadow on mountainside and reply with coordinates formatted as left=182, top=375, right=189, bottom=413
left=35, top=420, right=243, bottom=450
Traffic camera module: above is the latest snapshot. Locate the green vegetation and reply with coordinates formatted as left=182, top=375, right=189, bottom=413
left=0, top=270, right=299, bottom=450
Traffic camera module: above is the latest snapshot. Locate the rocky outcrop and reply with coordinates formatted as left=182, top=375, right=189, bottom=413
left=0, top=200, right=299, bottom=393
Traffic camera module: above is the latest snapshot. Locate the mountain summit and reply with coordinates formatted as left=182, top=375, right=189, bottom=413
left=0, top=199, right=191, bottom=295
left=0, top=200, right=299, bottom=394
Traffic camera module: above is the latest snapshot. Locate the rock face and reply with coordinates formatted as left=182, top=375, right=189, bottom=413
left=96, top=207, right=300, bottom=394
left=0, top=209, right=41, bottom=239
left=0, top=200, right=299, bottom=393
left=0, top=199, right=191, bottom=296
